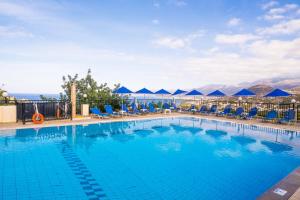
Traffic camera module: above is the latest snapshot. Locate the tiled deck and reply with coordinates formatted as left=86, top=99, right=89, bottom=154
left=0, top=112, right=299, bottom=132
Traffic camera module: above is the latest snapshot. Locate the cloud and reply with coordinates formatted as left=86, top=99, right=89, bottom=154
left=183, top=37, right=300, bottom=84
left=0, top=25, right=33, bottom=38
left=248, top=38, right=300, bottom=59
left=153, top=30, right=205, bottom=49
left=227, top=18, right=241, bottom=26
left=152, top=19, right=160, bottom=25
left=169, top=0, right=187, bottom=7
left=257, top=19, right=300, bottom=35
left=263, top=14, right=284, bottom=21
left=215, top=34, right=260, bottom=44
left=153, top=1, right=160, bottom=8
left=262, top=3, right=299, bottom=21
left=0, top=1, right=36, bottom=20
left=261, top=1, right=279, bottom=10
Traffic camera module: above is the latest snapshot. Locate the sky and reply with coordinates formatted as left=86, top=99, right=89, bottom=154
left=1, top=0, right=300, bottom=93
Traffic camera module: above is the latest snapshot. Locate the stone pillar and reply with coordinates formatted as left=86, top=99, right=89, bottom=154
left=71, top=83, right=76, bottom=120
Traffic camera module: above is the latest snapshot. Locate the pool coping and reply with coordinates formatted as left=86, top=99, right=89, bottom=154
left=258, top=167, right=300, bottom=200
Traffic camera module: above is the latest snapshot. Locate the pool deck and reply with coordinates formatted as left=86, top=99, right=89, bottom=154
left=0, top=112, right=299, bottom=132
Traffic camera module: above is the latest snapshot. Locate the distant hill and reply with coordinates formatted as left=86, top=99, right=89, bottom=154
left=248, top=85, right=273, bottom=96
left=247, top=76, right=300, bottom=89
left=289, top=86, right=300, bottom=94
left=196, top=76, right=300, bottom=95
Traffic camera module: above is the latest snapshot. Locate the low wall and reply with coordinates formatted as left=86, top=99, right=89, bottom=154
left=0, top=105, right=17, bottom=123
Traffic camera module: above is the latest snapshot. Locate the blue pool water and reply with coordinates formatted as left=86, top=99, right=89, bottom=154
left=1, top=117, right=300, bottom=200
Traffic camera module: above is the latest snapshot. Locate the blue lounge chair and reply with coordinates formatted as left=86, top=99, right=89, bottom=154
left=90, top=107, right=109, bottom=118
left=121, top=104, right=135, bottom=116
left=228, top=107, right=244, bottom=118
left=278, top=109, right=295, bottom=124
left=149, top=103, right=158, bottom=113
left=242, top=107, right=258, bottom=119
left=263, top=110, right=278, bottom=122
left=217, top=105, right=231, bottom=116
left=140, top=104, right=149, bottom=113
left=208, top=105, right=218, bottom=114
left=197, top=105, right=208, bottom=114
left=170, top=103, right=178, bottom=111
left=104, top=105, right=120, bottom=117
left=131, top=103, right=141, bottom=115
left=163, top=103, right=172, bottom=113
left=189, top=104, right=197, bottom=112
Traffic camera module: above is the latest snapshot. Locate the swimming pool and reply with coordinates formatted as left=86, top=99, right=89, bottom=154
left=1, top=117, right=300, bottom=200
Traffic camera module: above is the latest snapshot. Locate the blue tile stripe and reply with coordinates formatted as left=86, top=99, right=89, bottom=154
left=58, top=141, right=107, bottom=200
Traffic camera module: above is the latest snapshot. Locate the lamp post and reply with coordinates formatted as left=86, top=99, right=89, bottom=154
left=291, top=99, right=297, bottom=121
left=238, top=97, right=242, bottom=107
left=2, top=91, right=8, bottom=104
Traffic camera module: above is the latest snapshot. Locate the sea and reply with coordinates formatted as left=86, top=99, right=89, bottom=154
left=9, top=93, right=60, bottom=100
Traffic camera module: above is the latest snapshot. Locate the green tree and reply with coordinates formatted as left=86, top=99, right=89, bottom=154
left=60, top=69, right=125, bottom=111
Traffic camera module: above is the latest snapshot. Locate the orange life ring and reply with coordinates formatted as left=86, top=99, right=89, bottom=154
left=32, top=113, right=44, bottom=124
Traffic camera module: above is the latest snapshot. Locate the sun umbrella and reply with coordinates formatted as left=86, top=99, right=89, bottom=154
left=264, top=88, right=291, bottom=97
left=155, top=89, right=171, bottom=110
left=233, top=89, right=256, bottom=97
left=172, top=89, right=187, bottom=107
left=207, top=90, right=226, bottom=97
left=114, top=86, right=133, bottom=116
left=186, top=89, right=203, bottom=106
left=172, top=89, right=187, bottom=95
left=207, top=90, right=226, bottom=106
left=135, top=88, right=154, bottom=105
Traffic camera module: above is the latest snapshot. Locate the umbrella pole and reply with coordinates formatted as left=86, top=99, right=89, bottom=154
left=122, top=94, right=123, bottom=117
left=161, top=94, right=163, bottom=112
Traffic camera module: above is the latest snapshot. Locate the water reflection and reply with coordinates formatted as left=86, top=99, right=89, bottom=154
left=170, top=124, right=203, bottom=134
left=205, top=130, right=227, bottom=138
left=261, top=141, right=293, bottom=153
left=151, top=126, right=171, bottom=133
left=133, top=129, right=154, bottom=137
left=231, top=136, right=256, bottom=146
left=111, top=133, right=135, bottom=143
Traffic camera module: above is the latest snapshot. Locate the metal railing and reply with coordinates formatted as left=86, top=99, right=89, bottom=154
left=0, top=100, right=71, bottom=124
left=1, top=98, right=299, bottom=123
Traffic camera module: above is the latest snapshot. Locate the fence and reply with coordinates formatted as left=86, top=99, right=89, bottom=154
left=0, top=100, right=71, bottom=124
left=298, top=105, right=300, bottom=121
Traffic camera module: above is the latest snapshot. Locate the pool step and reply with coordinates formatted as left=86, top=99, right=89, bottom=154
left=258, top=167, right=300, bottom=200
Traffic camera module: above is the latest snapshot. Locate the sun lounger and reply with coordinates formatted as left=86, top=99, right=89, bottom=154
left=104, top=105, right=121, bottom=117
left=262, top=110, right=278, bottom=122
left=197, top=105, right=208, bottom=114
left=121, top=104, right=136, bottom=116
left=217, top=105, right=231, bottom=116
left=90, top=107, right=109, bottom=119
left=207, top=105, right=218, bottom=114
left=149, top=103, right=159, bottom=113
left=163, top=103, right=172, bottom=114
left=131, top=103, right=141, bottom=115
left=278, top=109, right=295, bottom=124
left=228, top=107, right=244, bottom=118
left=140, top=104, right=149, bottom=113
left=242, top=107, right=258, bottom=120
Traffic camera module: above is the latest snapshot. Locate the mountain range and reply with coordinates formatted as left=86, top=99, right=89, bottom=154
left=197, top=76, right=300, bottom=96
